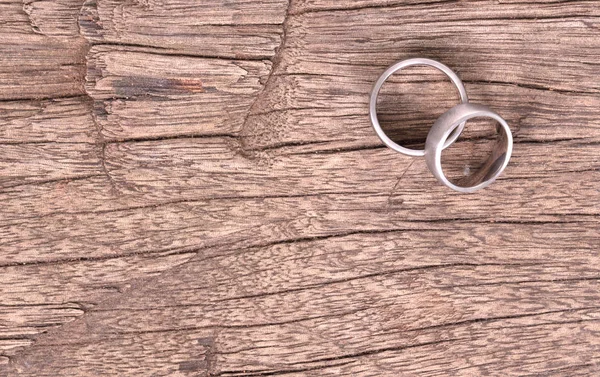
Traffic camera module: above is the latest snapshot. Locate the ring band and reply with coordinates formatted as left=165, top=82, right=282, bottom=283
left=425, top=103, right=513, bottom=193
left=369, top=58, right=469, bottom=157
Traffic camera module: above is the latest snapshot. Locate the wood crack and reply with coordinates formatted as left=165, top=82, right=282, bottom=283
left=290, top=0, right=458, bottom=16
left=90, top=42, right=276, bottom=61
left=0, top=174, right=104, bottom=192
left=464, top=79, right=600, bottom=96
left=238, top=0, right=292, bottom=158
left=215, top=262, right=524, bottom=303
left=214, top=360, right=357, bottom=376
left=279, top=338, right=462, bottom=369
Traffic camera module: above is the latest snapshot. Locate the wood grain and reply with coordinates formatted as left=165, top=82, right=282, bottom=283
left=23, top=0, right=86, bottom=37
left=1, top=0, right=599, bottom=376
left=79, top=0, right=288, bottom=59
left=0, top=0, right=87, bottom=100
left=86, top=45, right=273, bottom=140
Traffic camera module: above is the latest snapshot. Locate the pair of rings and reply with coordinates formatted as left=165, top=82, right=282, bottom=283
left=369, top=58, right=513, bottom=193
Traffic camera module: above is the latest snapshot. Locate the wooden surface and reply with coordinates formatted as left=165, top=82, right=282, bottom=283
left=1, top=0, right=599, bottom=375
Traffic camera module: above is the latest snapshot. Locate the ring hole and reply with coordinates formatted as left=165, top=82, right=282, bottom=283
left=441, top=117, right=508, bottom=188
left=376, top=65, right=462, bottom=150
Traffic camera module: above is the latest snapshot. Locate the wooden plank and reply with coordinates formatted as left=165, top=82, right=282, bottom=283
left=0, top=0, right=87, bottom=100
left=78, top=0, right=600, bottom=146
left=23, top=0, right=85, bottom=37
left=0, top=0, right=36, bottom=34
left=100, top=138, right=598, bottom=215
left=0, top=98, right=100, bottom=189
left=0, top=142, right=100, bottom=189
left=6, top=224, right=600, bottom=375
left=86, top=46, right=273, bottom=140
left=290, top=0, right=600, bottom=18
left=0, top=251, right=196, bottom=356
left=280, top=4, right=600, bottom=88
left=1, top=0, right=600, bottom=375
left=0, top=34, right=87, bottom=100
left=244, top=1, right=600, bottom=152
left=79, top=0, right=288, bottom=59
left=1, top=176, right=598, bottom=266
left=0, top=97, right=95, bottom=144
left=243, top=75, right=600, bottom=152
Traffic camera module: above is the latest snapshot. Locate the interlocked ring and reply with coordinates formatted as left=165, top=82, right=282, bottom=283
left=425, top=103, right=513, bottom=193
left=369, top=58, right=469, bottom=157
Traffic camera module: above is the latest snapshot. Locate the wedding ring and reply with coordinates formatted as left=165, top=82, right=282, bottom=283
left=369, top=58, right=469, bottom=157
left=425, top=103, right=513, bottom=193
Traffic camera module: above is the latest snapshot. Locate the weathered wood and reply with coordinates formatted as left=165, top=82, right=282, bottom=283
left=0, top=251, right=196, bottom=356
left=0, top=34, right=87, bottom=100
left=0, top=99, right=100, bottom=188
left=8, top=224, right=600, bottom=375
left=86, top=45, right=272, bottom=140
left=79, top=0, right=288, bottom=59
left=0, top=97, right=95, bottom=144
left=1, top=0, right=599, bottom=376
left=0, top=0, right=87, bottom=100
left=23, top=0, right=86, bottom=37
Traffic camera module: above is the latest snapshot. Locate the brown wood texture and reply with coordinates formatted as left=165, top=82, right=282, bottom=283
left=1, top=0, right=599, bottom=375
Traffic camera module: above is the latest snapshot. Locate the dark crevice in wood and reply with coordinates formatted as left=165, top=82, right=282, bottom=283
left=0, top=140, right=95, bottom=146
left=90, top=42, right=277, bottom=61
left=0, top=249, right=198, bottom=269
left=249, top=106, right=363, bottom=117
left=517, top=138, right=600, bottom=146
left=464, top=79, right=600, bottom=96
left=386, top=159, right=415, bottom=206
left=276, top=338, right=463, bottom=370
left=446, top=276, right=600, bottom=289
left=214, top=360, right=357, bottom=376
left=0, top=94, right=87, bottom=103
left=289, top=143, right=386, bottom=155
left=503, top=318, right=600, bottom=331
left=214, top=262, right=526, bottom=303
left=542, top=213, right=599, bottom=219
left=285, top=136, right=600, bottom=155
left=222, top=308, right=366, bottom=329
left=1, top=196, right=597, bottom=236
left=104, top=133, right=239, bottom=144
left=97, top=308, right=367, bottom=335
left=1, top=131, right=596, bottom=148
left=402, top=13, right=600, bottom=27
left=517, top=138, right=600, bottom=145
left=500, top=168, right=600, bottom=181
left=0, top=174, right=104, bottom=193
left=290, top=0, right=459, bottom=16
left=0, top=335, right=33, bottom=341
left=0, top=301, right=83, bottom=308
left=28, top=307, right=600, bottom=350
left=211, top=308, right=600, bottom=375
left=272, top=71, right=364, bottom=79
left=189, top=227, right=448, bottom=265
left=86, top=88, right=115, bottom=194
left=243, top=139, right=332, bottom=152
left=0, top=225, right=432, bottom=270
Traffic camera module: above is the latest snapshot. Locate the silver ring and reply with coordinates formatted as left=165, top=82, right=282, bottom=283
left=369, top=58, right=469, bottom=157
left=425, top=103, right=513, bottom=193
